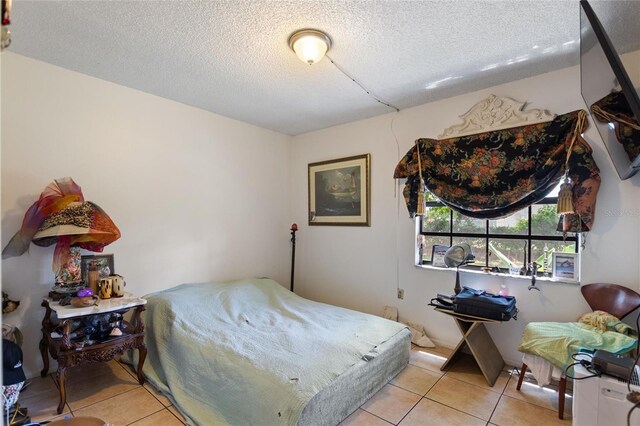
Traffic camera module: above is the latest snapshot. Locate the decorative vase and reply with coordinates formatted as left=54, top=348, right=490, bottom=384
left=88, top=260, right=99, bottom=295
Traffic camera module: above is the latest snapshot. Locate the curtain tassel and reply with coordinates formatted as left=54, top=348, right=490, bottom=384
left=556, top=176, right=574, bottom=214
left=415, top=140, right=426, bottom=216
left=557, top=111, right=585, bottom=215
left=416, top=182, right=426, bottom=216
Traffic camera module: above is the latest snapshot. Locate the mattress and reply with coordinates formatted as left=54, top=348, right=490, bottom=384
left=131, top=278, right=410, bottom=425
left=298, top=327, right=410, bottom=425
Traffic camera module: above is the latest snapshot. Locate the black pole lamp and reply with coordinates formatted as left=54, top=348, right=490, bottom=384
left=290, top=224, right=298, bottom=292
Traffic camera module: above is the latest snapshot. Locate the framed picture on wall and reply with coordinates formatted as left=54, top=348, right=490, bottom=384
left=308, top=154, right=371, bottom=226
left=551, top=252, right=579, bottom=282
left=81, top=254, right=115, bottom=285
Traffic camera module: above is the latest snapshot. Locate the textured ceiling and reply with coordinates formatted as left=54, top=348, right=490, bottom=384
left=8, top=1, right=640, bottom=135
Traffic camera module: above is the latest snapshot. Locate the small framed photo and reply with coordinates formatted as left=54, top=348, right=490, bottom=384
left=81, top=254, right=115, bottom=285
left=308, top=154, right=370, bottom=226
left=431, top=245, right=449, bottom=268
left=552, top=252, right=579, bottom=282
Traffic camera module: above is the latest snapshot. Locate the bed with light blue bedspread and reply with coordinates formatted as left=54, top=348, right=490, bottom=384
left=133, top=278, right=410, bottom=425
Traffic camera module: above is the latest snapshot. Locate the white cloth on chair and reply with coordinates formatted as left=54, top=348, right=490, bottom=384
left=522, top=353, right=563, bottom=387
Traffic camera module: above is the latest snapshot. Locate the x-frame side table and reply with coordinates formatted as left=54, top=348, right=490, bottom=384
left=434, top=308, right=505, bottom=386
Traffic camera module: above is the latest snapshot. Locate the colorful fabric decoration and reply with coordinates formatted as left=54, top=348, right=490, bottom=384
left=2, top=177, right=83, bottom=258
left=2, top=178, right=121, bottom=281
left=591, top=90, right=640, bottom=162
left=393, top=110, right=600, bottom=233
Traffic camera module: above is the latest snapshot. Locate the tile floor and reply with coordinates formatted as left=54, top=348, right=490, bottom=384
left=17, top=345, right=572, bottom=425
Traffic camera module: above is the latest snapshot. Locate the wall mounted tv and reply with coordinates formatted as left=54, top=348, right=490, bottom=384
left=580, top=0, right=640, bottom=180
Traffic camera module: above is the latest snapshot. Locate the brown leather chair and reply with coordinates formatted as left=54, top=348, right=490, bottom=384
left=516, top=283, right=640, bottom=419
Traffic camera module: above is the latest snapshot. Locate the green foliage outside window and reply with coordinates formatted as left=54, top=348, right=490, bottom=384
left=420, top=200, right=577, bottom=275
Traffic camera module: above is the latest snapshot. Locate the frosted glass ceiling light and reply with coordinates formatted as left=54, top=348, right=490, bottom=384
left=289, top=29, right=331, bottom=65
left=287, top=28, right=399, bottom=112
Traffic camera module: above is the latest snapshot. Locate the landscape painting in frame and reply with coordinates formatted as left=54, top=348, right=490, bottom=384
left=308, top=154, right=370, bottom=226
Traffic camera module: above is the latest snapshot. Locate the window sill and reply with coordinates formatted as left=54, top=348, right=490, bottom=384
left=415, top=263, right=580, bottom=285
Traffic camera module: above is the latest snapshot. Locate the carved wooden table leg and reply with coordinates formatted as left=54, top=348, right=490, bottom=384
left=56, top=366, right=67, bottom=414
left=137, top=343, right=147, bottom=385
left=39, top=337, right=50, bottom=377
left=132, top=305, right=147, bottom=384
left=40, top=300, right=53, bottom=376
left=55, top=319, right=72, bottom=413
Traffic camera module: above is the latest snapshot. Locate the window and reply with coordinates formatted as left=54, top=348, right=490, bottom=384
left=418, top=188, right=578, bottom=276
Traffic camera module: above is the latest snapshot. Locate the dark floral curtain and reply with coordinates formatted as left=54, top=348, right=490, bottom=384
left=591, top=91, right=640, bottom=162
left=394, top=110, right=601, bottom=233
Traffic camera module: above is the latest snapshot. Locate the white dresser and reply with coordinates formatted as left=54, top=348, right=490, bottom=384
left=573, top=362, right=640, bottom=426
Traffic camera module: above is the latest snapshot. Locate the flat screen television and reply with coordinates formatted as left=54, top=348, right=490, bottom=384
left=580, top=0, right=640, bottom=180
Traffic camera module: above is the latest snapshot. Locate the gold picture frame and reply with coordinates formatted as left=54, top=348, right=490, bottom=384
left=308, top=154, right=371, bottom=226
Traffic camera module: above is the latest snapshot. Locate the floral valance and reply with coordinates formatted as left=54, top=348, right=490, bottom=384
left=393, top=110, right=601, bottom=233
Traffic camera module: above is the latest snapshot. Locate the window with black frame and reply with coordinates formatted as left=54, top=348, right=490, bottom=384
left=418, top=187, right=578, bottom=276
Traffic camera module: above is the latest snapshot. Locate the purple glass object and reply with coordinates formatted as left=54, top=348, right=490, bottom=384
left=77, top=288, right=93, bottom=297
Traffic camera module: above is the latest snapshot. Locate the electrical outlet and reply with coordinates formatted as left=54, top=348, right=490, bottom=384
left=397, top=289, right=404, bottom=299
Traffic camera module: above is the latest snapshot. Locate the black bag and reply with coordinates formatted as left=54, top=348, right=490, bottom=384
left=452, top=286, right=517, bottom=321
left=428, top=296, right=454, bottom=310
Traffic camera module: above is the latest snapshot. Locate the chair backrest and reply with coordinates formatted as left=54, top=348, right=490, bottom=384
left=581, top=283, right=640, bottom=319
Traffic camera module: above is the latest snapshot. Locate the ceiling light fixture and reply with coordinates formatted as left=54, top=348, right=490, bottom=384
left=288, top=29, right=331, bottom=65
left=287, top=28, right=399, bottom=112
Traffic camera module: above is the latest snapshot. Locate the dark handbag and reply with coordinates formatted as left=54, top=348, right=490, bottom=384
left=452, top=286, right=517, bottom=321
left=428, top=296, right=454, bottom=310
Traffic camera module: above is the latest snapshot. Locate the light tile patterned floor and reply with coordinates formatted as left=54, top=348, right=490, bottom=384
left=17, top=346, right=571, bottom=425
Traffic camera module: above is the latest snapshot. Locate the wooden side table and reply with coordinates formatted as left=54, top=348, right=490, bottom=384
left=39, top=294, right=147, bottom=414
left=434, top=308, right=505, bottom=386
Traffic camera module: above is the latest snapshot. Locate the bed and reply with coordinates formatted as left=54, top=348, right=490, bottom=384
left=131, top=278, right=410, bottom=425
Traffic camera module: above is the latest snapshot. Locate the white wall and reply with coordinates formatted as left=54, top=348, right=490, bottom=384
left=3, top=49, right=640, bottom=378
left=1, top=53, right=292, bottom=378
left=290, top=63, right=640, bottom=367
